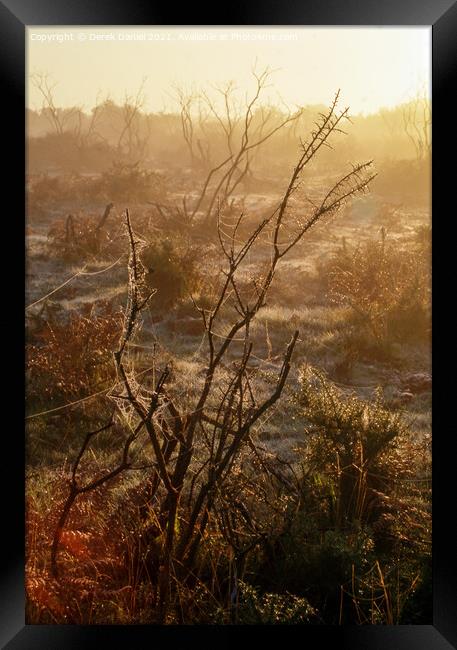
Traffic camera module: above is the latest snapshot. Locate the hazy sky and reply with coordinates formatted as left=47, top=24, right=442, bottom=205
left=27, top=27, right=431, bottom=116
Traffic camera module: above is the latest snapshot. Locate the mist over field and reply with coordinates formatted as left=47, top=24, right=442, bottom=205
left=25, top=27, right=431, bottom=625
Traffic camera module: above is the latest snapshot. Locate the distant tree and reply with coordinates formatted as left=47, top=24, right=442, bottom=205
left=117, top=78, right=150, bottom=162
left=401, top=91, right=431, bottom=161
left=31, top=73, right=80, bottom=136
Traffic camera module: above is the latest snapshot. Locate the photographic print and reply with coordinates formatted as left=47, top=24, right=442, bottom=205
left=25, top=26, right=431, bottom=626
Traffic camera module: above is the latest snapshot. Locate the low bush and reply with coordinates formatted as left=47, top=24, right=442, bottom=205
left=298, top=366, right=409, bottom=529
left=318, top=228, right=430, bottom=355
left=46, top=204, right=118, bottom=261
left=28, top=132, right=116, bottom=174
left=26, top=301, right=121, bottom=412
left=234, top=582, right=316, bottom=624
left=254, top=367, right=431, bottom=623
left=373, top=157, right=431, bottom=204
left=140, top=238, right=202, bottom=309
left=28, top=162, right=167, bottom=213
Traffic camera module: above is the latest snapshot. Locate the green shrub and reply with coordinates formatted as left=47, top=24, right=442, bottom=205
left=235, top=581, right=316, bottom=624
left=284, top=367, right=431, bottom=621
left=298, top=366, right=414, bottom=528
left=140, top=238, right=201, bottom=309
left=261, top=520, right=375, bottom=603
left=253, top=368, right=430, bottom=621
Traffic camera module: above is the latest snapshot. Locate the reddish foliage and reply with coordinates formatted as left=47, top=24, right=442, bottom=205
left=26, top=301, right=122, bottom=410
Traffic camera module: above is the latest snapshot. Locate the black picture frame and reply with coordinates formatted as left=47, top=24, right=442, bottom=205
left=1, top=1, right=455, bottom=647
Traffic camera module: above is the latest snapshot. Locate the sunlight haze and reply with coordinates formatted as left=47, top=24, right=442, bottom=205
left=27, top=26, right=431, bottom=115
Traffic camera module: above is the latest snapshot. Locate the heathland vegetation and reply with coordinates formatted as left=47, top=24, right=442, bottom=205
left=26, top=71, right=431, bottom=624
